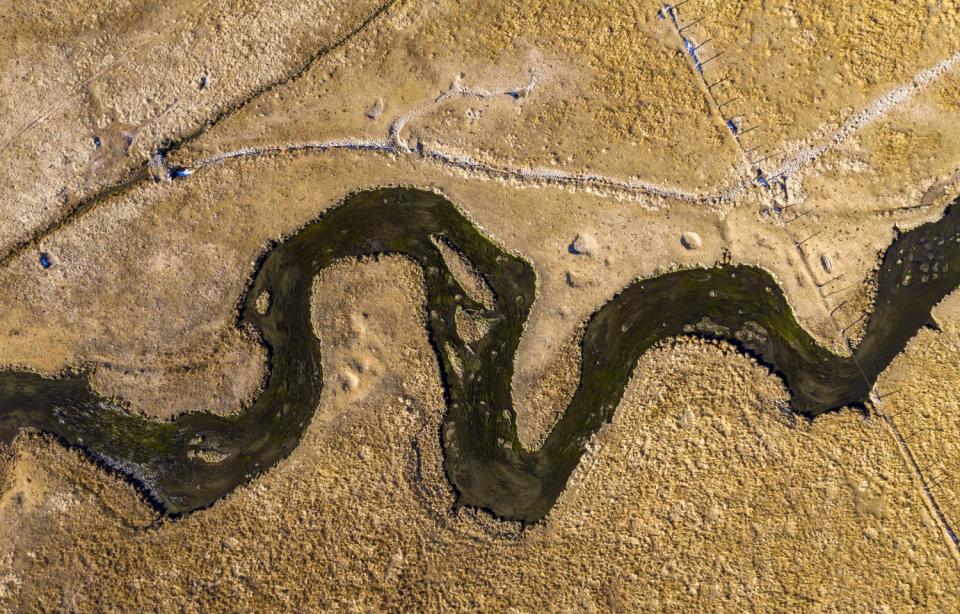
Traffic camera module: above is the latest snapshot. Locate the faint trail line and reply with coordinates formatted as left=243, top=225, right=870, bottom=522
left=198, top=139, right=395, bottom=166
left=785, top=49, right=960, bottom=545
left=417, top=145, right=740, bottom=202
left=766, top=50, right=960, bottom=356
left=879, top=412, right=960, bottom=564
left=770, top=51, right=960, bottom=181
left=0, top=44, right=131, bottom=160
left=0, top=0, right=219, bottom=160
left=193, top=138, right=740, bottom=203
left=191, top=72, right=740, bottom=203
left=390, top=72, right=538, bottom=151
left=1, top=15, right=955, bottom=273
left=387, top=73, right=723, bottom=200
left=192, top=48, right=960, bottom=205
left=0, top=53, right=137, bottom=160
left=0, top=0, right=397, bottom=272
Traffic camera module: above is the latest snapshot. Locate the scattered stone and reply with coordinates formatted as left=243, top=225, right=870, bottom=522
left=198, top=75, right=208, bottom=90
left=366, top=98, right=384, bottom=120
left=341, top=369, right=360, bottom=391
left=565, top=271, right=581, bottom=287
left=680, top=232, right=702, bottom=250
left=821, top=254, right=833, bottom=273
left=568, top=232, right=598, bottom=256
left=255, top=291, right=271, bottom=315
left=186, top=449, right=228, bottom=463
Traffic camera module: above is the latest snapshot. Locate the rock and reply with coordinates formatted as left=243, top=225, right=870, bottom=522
left=568, top=233, right=598, bottom=256
left=341, top=369, right=360, bottom=391
left=821, top=254, right=833, bottom=273
left=255, top=291, right=270, bottom=315
left=366, top=98, right=384, bottom=120
left=680, top=232, right=702, bottom=250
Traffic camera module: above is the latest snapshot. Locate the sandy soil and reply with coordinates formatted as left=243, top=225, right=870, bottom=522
left=1, top=259, right=959, bottom=610
left=0, top=0, right=386, bottom=254
left=2, top=0, right=960, bottom=609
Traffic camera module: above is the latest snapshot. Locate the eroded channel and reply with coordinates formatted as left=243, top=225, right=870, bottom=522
left=1, top=188, right=958, bottom=522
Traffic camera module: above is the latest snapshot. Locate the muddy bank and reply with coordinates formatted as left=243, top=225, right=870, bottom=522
left=0, top=188, right=958, bottom=522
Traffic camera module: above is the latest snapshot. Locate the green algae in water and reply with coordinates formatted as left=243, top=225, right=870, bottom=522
left=1, top=188, right=959, bottom=522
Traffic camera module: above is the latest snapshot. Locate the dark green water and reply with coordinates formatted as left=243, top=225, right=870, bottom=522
left=1, top=188, right=958, bottom=522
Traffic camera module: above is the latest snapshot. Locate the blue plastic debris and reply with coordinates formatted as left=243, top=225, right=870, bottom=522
left=39, top=252, right=51, bottom=269
left=682, top=38, right=705, bottom=73
left=93, top=136, right=101, bottom=148
left=657, top=9, right=665, bottom=20
left=757, top=175, right=770, bottom=189
left=725, top=119, right=739, bottom=134
left=169, top=167, right=193, bottom=180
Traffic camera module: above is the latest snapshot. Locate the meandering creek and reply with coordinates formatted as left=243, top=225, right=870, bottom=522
left=1, top=188, right=958, bottom=522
